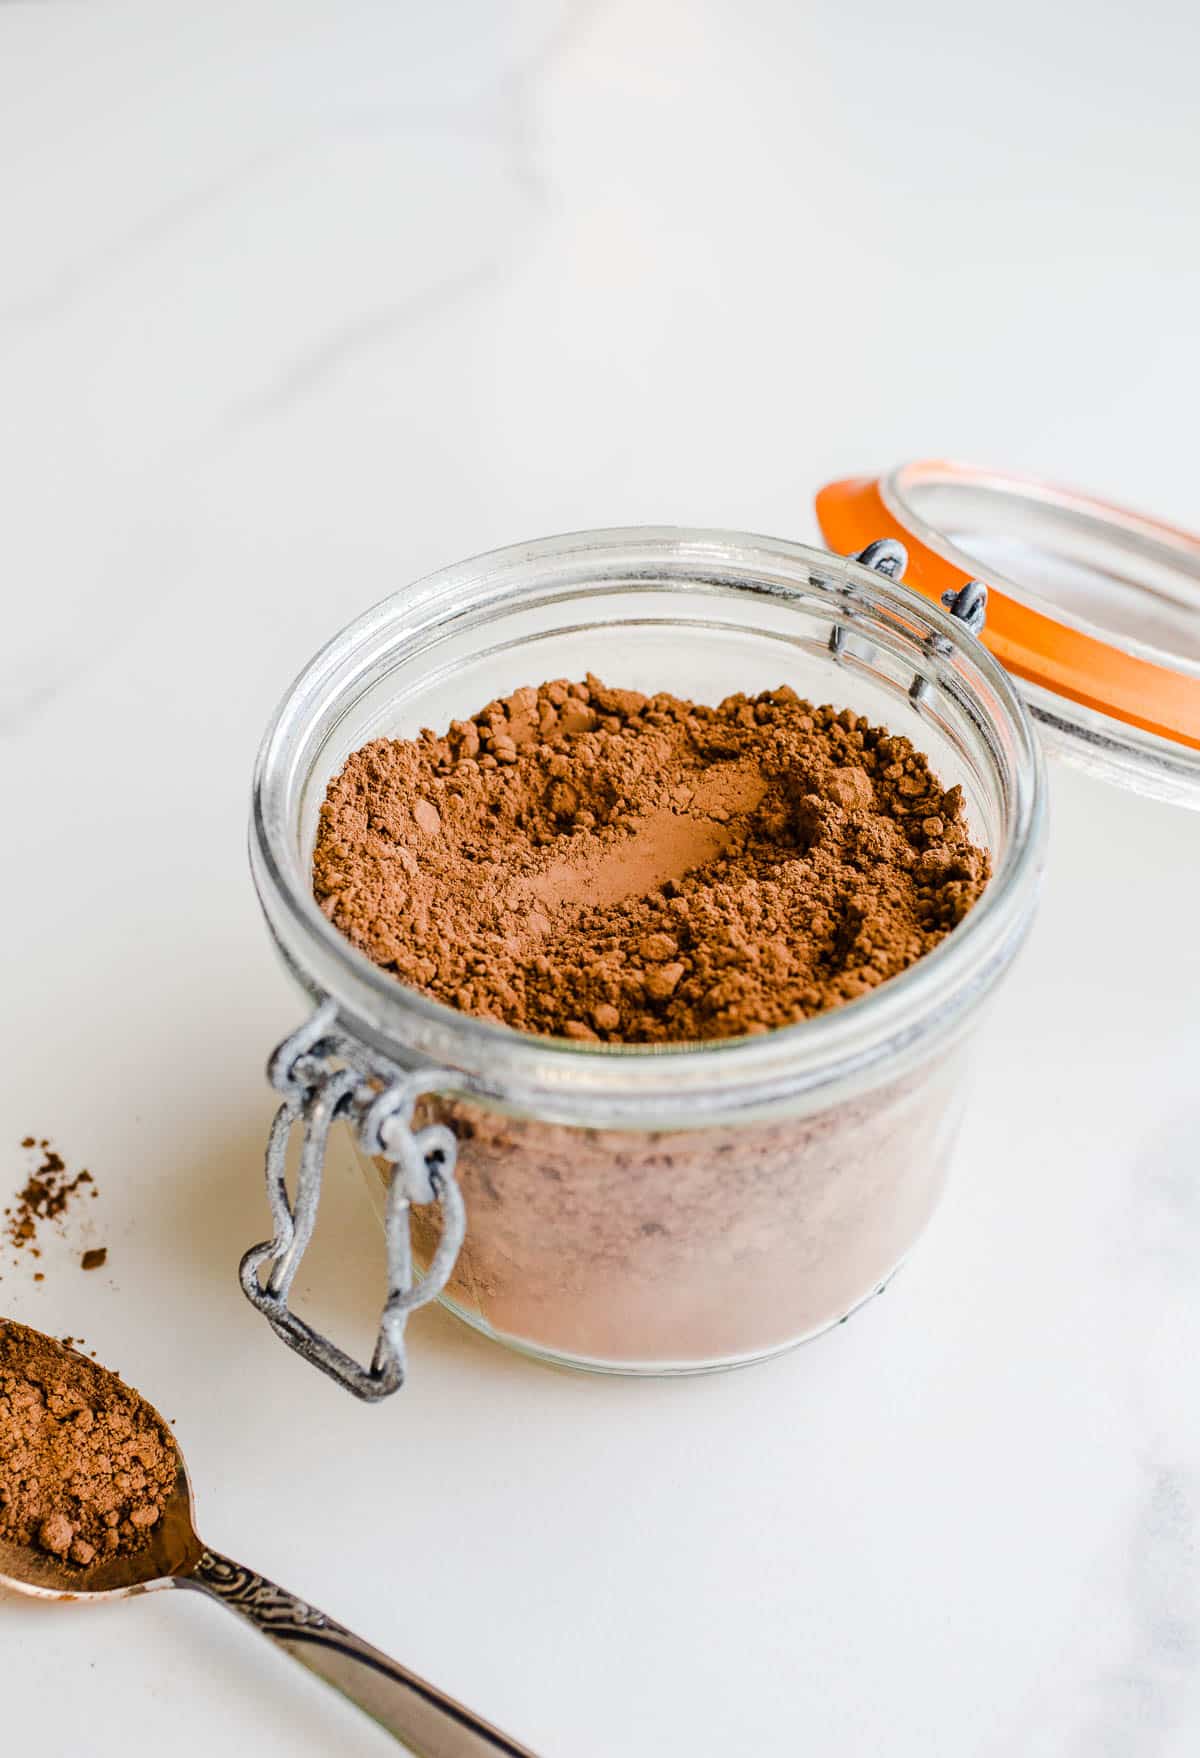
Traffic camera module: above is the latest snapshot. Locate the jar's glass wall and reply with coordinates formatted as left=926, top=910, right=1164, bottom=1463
left=351, top=1044, right=967, bottom=1371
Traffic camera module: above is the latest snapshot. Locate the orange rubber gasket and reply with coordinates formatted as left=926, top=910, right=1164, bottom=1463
left=816, top=471, right=1200, bottom=751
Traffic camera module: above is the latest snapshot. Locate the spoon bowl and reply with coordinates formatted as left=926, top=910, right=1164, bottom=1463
left=0, top=1456, right=200, bottom=1601
left=0, top=1325, right=536, bottom=1757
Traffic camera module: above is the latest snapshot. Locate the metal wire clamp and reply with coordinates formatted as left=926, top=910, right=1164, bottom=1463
left=839, top=540, right=988, bottom=701
left=939, top=578, right=988, bottom=633
left=239, top=1000, right=466, bottom=1402
left=829, top=539, right=910, bottom=657
left=908, top=578, right=989, bottom=704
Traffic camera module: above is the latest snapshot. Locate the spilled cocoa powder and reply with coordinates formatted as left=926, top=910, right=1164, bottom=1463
left=314, top=677, right=989, bottom=1042
left=5, top=1138, right=103, bottom=1276
left=0, top=1319, right=176, bottom=1568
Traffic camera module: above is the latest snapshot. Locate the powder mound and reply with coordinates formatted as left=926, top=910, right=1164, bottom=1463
left=313, top=677, right=991, bottom=1044
left=0, top=1320, right=177, bottom=1568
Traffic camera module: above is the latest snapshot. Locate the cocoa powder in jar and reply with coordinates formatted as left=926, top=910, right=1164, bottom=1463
left=314, top=679, right=989, bottom=1042
left=406, top=1050, right=967, bottom=1364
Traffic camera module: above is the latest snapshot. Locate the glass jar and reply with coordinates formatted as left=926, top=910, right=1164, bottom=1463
left=246, top=528, right=1045, bottom=1388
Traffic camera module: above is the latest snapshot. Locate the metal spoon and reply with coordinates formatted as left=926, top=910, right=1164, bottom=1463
left=0, top=1330, right=538, bottom=1758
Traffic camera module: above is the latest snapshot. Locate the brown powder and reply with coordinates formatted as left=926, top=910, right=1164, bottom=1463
left=5, top=1138, right=102, bottom=1272
left=314, top=677, right=989, bottom=1042
left=400, top=1050, right=966, bottom=1366
left=0, top=1320, right=176, bottom=1568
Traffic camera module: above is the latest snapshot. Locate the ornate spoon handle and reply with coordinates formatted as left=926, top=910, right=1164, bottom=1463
left=182, top=1547, right=539, bottom=1758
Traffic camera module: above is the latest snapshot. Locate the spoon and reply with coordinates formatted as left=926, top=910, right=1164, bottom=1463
left=0, top=1330, right=538, bottom=1758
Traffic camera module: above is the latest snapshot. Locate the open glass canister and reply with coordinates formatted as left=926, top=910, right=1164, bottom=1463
left=242, top=471, right=1197, bottom=1399
left=244, top=471, right=1200, bottom=1399
left=241, top=522, right=1049, bottom=1395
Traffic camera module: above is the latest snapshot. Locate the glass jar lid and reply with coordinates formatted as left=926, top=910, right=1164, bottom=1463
left=816, top=461, right=1200, bottom=806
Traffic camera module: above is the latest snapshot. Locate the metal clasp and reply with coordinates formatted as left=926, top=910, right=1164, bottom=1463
left=908, top=578, right=989, bottom=706
left=239, top=1001, right=465, bottom=1402
left=939, top=579, right=988, bottom=634
left=841, top=537, right=988, bottom=706
left=830, top=539, right=910, bottom=657
left=851, top=538, right=908, bottom=581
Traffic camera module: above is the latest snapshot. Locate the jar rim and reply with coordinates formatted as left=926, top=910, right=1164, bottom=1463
left=250, top=526, right=1046, bottom=1123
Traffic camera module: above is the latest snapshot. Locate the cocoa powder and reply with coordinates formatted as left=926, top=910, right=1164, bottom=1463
left=5, top=1138, right=103, bottom=1277
left=0, top=1320, right=176, bottom=1568
left=405, top=1051, right=965, bottom=1365
left=314, top=677, right=989, bottom=1042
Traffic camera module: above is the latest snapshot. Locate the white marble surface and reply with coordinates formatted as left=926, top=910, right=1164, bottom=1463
left=3, top=4, right=1200, bottom=1754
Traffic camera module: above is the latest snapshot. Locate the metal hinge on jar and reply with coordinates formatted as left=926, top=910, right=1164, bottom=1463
left=239, top=1001, right=466, bottom=1402
left=842, top=540, right=989, bottom=704
left=908, top=577, right=989, bottom=705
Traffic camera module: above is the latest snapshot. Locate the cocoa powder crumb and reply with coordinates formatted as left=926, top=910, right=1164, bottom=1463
left=0, top=1320, right=176, bottom=1568
left=6, top=1139, right=103, bottom=1273
left=314, top=679, right=990, bottom=1042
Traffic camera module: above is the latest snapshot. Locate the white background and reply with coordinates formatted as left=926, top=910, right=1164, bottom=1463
left=2, top=4, right=1199, bottom=1754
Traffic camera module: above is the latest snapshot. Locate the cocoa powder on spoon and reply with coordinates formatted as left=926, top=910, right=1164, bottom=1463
left=0, top=1319, right=175, bottom=1568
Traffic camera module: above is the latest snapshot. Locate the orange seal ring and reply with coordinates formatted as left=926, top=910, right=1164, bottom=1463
left=816, top=462, right=1200, bottom=752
